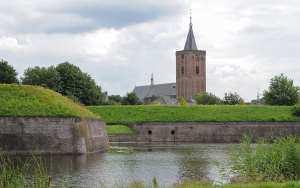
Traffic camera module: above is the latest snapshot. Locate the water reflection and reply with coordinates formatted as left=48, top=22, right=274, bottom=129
left=33, top=144, right=233, bottom=187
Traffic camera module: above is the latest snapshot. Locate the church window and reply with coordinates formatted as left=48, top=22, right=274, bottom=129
left=181, top=66, right=184, bottom=75
left=181, top=54, right=184, bottom=59
left=196, top=66, right=199, bottom=74
left=196, top=55, right=200, bottom=62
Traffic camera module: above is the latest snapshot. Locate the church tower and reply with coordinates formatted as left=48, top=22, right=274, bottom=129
left=176, top=16, right=206, bottom=101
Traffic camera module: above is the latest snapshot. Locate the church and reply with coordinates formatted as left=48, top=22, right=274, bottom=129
left=133, top=18, right=206, bottom=104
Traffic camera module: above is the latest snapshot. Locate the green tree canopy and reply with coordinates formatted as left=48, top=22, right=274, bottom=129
left=108, top=95, right=123, bottom=105
left=263, top=74, right=299, bottom=106
left=195, top=92, right=221, bottom=105
left=0, top=59, right=18, bottom=84
left=22, top=62, right=105, bottom=105
left=22, top=66, right=60, bottom=91
left=122, top=92, right=141, bottom=105
left=223, top=92, right=244, bottom=105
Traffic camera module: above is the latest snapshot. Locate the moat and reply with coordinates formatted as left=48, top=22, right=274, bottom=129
left=42, top=144, right=233, bottom=187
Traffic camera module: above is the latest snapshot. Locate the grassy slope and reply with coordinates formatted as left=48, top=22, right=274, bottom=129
left=89, top=105, right=300, bottom=125
left=0, top=84, right=97, bottom=118
left=106, top=125, right=136, bottom=135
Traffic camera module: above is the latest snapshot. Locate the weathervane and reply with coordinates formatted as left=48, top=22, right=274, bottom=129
left=189, top=8, right=192, bottom=26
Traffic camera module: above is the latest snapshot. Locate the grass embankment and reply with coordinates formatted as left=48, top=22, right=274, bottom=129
left=0, top=84, right=97, bottom=118
left=89, top=105, right=300, bottom=125
left=106, top=125, right=136, bottom=135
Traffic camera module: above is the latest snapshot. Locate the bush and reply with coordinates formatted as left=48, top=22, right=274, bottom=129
left=230, top=136, right=300, bottom=182
left=0, top=59, right=18, bottom=84
left=178, top=97, right=188, bottom=106
left=264, top=74, right=299, bottom=106
left=223, top=92, right=244, bottom=105
left=195, top=92, right=221, bottom=105
left=122, top=92, right=141, bottom=105
left=292, top=106, right=300, bottom=117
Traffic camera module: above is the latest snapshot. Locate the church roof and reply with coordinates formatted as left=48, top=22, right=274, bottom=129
left=184, top=21, right=198, bottom=50
left=133, top=83, right=176, bottom=101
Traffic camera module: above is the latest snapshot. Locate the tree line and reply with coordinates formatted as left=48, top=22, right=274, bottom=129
left=194, top=74, right=300, bottom=106
left=1, top=59, right=299, bottom=106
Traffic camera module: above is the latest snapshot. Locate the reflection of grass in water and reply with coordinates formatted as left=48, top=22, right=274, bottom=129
left=109, top=146, right=134, bottom=154
left=0, top=154, right=51, bottom=188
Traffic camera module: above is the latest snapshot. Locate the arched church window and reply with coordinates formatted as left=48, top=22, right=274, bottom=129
left=181, top=66, right=184, bottom=75
left=196, top=66, right=199, bottom=74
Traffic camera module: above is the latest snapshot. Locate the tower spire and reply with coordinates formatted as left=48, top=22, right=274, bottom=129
left=184, top=9, right=198, bottom=51
left=150, top=73, right=154, bottom=86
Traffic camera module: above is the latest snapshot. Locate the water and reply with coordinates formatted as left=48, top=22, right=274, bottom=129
left=45, top=144, right=233, bottom=187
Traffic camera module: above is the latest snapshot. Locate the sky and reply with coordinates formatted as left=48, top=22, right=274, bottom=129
left=0, top=0, right=300, bottom=101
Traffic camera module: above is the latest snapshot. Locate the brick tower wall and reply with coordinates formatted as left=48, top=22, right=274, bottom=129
left=176, top=50, right=206, bottom=100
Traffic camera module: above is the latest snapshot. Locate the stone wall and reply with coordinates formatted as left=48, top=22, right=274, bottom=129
left=109, top=122, right=300, bottom=143
left=0, top=117, right=109, bottom=154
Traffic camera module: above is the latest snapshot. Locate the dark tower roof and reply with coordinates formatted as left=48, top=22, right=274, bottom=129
left=184, top=17, right=198, bottom=50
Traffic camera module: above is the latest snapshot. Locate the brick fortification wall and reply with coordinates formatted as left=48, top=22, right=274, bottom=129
left=0, top=117, right=109, bottom=154
left=110, top=122, right=300, bottom=143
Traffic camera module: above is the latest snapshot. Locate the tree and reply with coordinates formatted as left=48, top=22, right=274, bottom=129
left=263, top=74, right=299, bottom=106
left=0, top=59, right=18, bottom=84
left=195, top=92, right=221, bottom=105
left=22, top=62, right=105, bottom=105
left=223, top=92, right=244, bottom=105
left=122, top=92, right=141, bottom=105
left=108, top=95, right=123, bottom=105
left=22, top=66, right=60, bottom=91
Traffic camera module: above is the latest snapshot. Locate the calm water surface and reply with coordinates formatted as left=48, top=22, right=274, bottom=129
left=45, top=144, right=234, bottom=187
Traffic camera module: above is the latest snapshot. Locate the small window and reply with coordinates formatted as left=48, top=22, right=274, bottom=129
left=196, top=66, right=199, bottom=74
left=171, top=130, right=175, bottom=135
left=148, top=130, right=152, bottom=135
left=181, top=66, right=184, bottom=75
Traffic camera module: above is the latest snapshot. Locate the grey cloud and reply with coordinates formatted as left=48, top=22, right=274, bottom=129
left=0, top=0, right=185, bottom=34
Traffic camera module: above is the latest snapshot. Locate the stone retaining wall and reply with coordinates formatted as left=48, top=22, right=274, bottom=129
left=0, top=117, right=109, bottom=154
left=109, top=122, right=300, bottom=143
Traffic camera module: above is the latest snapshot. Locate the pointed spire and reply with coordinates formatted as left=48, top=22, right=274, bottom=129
left=150, top=73, right=154, bottom=86
left=184, top=10, right=198, bottom=51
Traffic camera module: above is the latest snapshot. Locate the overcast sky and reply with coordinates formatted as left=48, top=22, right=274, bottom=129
left=1, top=0, right=300, bottom=101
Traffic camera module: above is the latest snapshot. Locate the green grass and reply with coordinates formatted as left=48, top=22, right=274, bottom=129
left=106, top=125, right=136, bottom=135
left=0, top=154, right=51, bottom=188
left=230, top=136, right=300, bottom=182
left=0, top=84, right=97, bottom=118
left=88, top=105, right=300, bottom=124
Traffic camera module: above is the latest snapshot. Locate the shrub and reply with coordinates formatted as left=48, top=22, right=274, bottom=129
left=292, top=106, right=300, bottom=117
left=0, top=59, right=18, bottom=84
left=122, top=92, right=141, bottom=105
left=230, top=136, right=300, bottom=182
left=178, top=97, right=188, bottom=106
left=195, top=92, right=222, bottom=105
left=264, top=74, right=299, bottom=106
left=223, top=92, right=244, bottom=105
